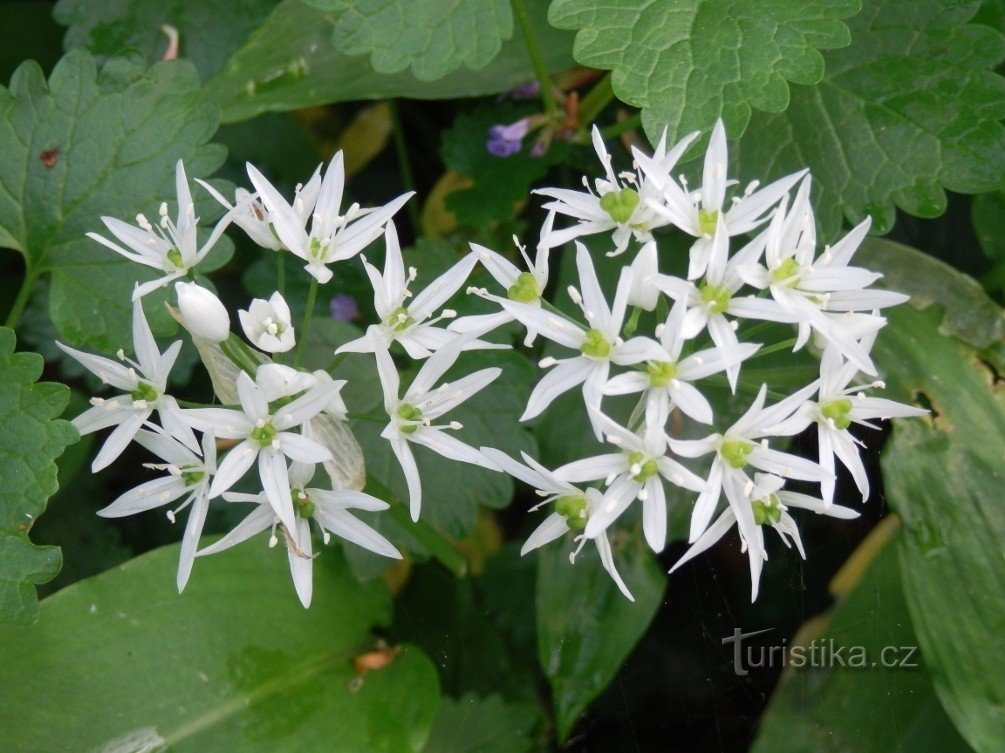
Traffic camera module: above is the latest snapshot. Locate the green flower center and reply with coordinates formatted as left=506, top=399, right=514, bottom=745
left=581, top=328, right=612, bottom=359
left=720, top=437, right=753, bottom=469
left=752, top=494, right=783, bottom=526
left=250, top=421, right=278, bottom=447
left=698, top=208, right=719, bottom=236
left=292, top=488, right=315, bottom=519
left=181, top=468, right=206, bottom=486
left=555, top=494, right=589, bottom=531
left=166, top=247, right=185, bottom=268
left=771, top=258, right=801, bottom=284
left=386, top=306, right=415, bottom=332
left=507, top=271, right=540, bottom=303
left=396, top=403, right=423, bottom=434
left=699, top=282, right=732, bottom=314
left=599, top=187, right=639, bottom=224
left=627, top=451, right=659, bottom=482
left=820, top=398, right=854, bottom=430
left=130, top=381, right=159, bottom=403
left=647, top=360, right=678, bottom=388
left=309, top=236, right=328, bottom=260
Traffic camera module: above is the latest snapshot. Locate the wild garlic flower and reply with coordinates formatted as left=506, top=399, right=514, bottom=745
left=88, top=160, right=232, bottom=299
left=239, top=292, right=296, bottom=353
left=555, top=412, right=705, bottom=553
left=175, top=282, right=230, bottom=343
left=670, top=473, right=859, bottom=601
left=669, top=383, right=832, bottom=544
left=248, top=154, right=412, bottom=283
left=181, top=368, right=338, bottom=532
left=481, top=447, right=634, bottom=600
left=201, top=461, right=400, bottom=607
left=337, top=223, right=496, bottom=358
left=536, top=126, right=698, bottom=256
left=604, top=298, right=759, bottom=427
left=495, top=244, right=665, bottom=437
left=373, top=331, right=500, bottom=520
left=641, top=119, right=805, bottom=279
left=98, top=428, right=216, bottom=592
left=58, top=297, right=197, bottom=471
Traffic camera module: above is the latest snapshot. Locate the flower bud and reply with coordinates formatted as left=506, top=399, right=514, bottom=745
left=175, top=282, right=230, bottom=343
left=627, top=241, right=659, bottom=311
left=239, top=292, right=295, bottom=353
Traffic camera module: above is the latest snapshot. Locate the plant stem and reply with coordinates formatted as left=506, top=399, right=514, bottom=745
left=748, top=338, right=798, bottom=359
left=366, top=474, right=468, bottom=577
left=388, top=100, right=421, bottom=232
left=276, top=252, right=286, bottom=297
left=600, top=113, right=642, bottom=140
left=511, top=0, right=559, bottom=116
left=5, top=267, right=38, bottom=329
left=219, top=337, right=260, bottom=377
left=623, top=305, right=643, bottom=338
left=577, top=73, right=614, bottom=127
left=294, top=278, right=318, bottom=369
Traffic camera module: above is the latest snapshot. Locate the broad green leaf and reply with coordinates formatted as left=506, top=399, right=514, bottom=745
left=735, top=0, right=1005, bottom=238
left=423, top=693, right=538, bottom=753
left=536, top=539, right=665, bottom=741
left=205, top=0, right=574, bottom=122
left=752, top=532, right=973, bottom=752
left=548, top=0, right=860, bottom=138
left=0, top=327, right=77, bottom=625
left=973, top=191, right=1005, bottom=262
left=54, top=0, right=279, bottom=80
left=330, top=0, right=512, bottom=81
left=0, top=541, right=441, bottom=751
left=862, top=246, right=1005, bottom=752
left=0, top=50, right=227, bottom=351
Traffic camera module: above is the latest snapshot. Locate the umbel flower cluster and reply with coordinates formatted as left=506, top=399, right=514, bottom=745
left=62, top=121, right=924, bottom=606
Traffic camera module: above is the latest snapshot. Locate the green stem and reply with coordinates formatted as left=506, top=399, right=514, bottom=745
left=510, top=0, right=559, bottom=116
left=276, top=252, right=286, bottom=297
left=600, top=113, right=643, bottom=140
left=748, top=338, right=798, bottom=359
left=623, top=306, right=643, bottom=338
left=366, top=474, right=468, bottom=577
left=5, top=268, right=38, bottom=329
left=577, top=73, right=614, bottom=127
left=219, top=336, right=260, bottom=377
left=345, top=411, right=386, bottom=424
left=294, top=278, right=318, bottom=369
left=389, top=100, right=421, bottom=232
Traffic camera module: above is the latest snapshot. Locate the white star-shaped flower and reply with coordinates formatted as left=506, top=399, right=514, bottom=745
left=199, top=461, right=400, bottom=607
left=58, top=297, right=197, bottom=471
left=239, top=292, right=296, bottom=353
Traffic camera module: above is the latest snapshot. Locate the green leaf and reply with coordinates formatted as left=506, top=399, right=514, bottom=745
left=548, top=0, right=860, bottom=138
left=536, top=539, right=665, bottom=741
left=330, top=0, right=512, bottom=81
left=0, top=50, right=226, bottom=351
left=752, top=532, right=973, bottom=752
left=205, top=0, right=574, bottom=123
left=0, top=327, right=77, bottom=625
left=972, top=191, right=1005, bottom=263
left=862, top=246, right=1005, bottom=752
left=0, top=541, right=441, bottom=752
left=423, top=693, right=538, bottom=753
left=54, top=0, right=280, bottom=80
left=735, top=0, right=1005, bottom=238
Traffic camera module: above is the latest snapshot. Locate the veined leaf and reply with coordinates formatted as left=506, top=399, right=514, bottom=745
left=0, top=328, right=77, bottom=625
left=423, top=693, right=538, bottom=753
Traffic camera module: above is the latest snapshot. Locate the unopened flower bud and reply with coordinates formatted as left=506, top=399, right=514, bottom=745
left=175, top=282, right=229, bottom=343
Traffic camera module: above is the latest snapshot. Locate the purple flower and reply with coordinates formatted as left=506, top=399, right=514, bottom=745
left=487, top=118, right=532, bottom=157
left=330, top=293, right=359, bottom=322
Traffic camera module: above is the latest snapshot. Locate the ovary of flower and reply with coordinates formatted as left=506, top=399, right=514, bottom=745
left=604, top=298, right=759, bottom=427
left=372, top=331, right=501, bottom=521
left=639, top=118, right=806, bottom=280
left=180, top=369, right=338, bottom=533
left=552, top=410, right=705, bottom=554
left=670, top=472, right=859, bottom=601
left=240, top=292, right=296, bottom=353
left=88, top=160, right=233, bottom=299
left=481, top=447, right=635, bottom=600
left=247, top=154, right=412, bottom=283
left=57, top=296, right=198, bottom=472
left=197, top=461, right=400, bottom=607
left=535, top=125, right=699, bottom=256
left=97, top=428, right=217, bottom=592
left=651, top=217, right=796, bottom=392
left=495, top=244, right=665, bottom=439
left=669, top=383, right=832, bottom=545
